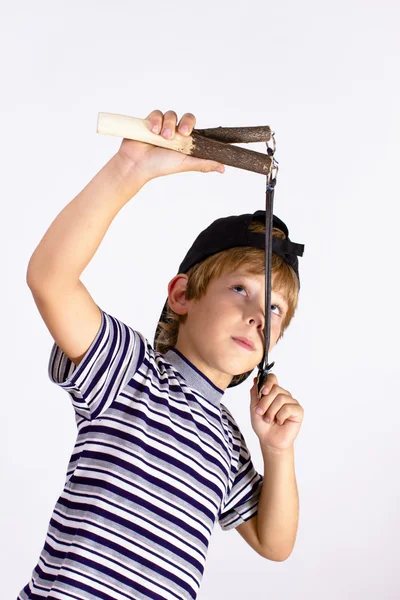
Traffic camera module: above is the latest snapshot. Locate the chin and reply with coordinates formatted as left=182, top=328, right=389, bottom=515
left=227, top=360, right=258, bottom=378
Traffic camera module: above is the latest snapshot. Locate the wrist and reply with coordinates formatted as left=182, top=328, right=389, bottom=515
left=260, top=444, right=294, bottom=459
left=113, top=151, right=152, bottom=189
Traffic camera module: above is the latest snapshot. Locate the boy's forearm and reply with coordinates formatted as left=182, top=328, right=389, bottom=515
left=26, top=153, right=147, bottom=291
left=257, top=445, right=299, bottom=561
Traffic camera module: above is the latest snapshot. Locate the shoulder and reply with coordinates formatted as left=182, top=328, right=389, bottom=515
left=134, top=336, right=182, bottom=385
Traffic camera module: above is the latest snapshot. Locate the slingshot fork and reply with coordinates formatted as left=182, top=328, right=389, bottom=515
left=97, top=112, right=275, bottom=176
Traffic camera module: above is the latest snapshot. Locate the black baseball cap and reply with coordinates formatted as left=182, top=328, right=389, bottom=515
left=154, top=209, right=305, bottom=387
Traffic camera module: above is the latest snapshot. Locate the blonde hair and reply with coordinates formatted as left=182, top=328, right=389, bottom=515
left=155, top=219, right=300, bottom=386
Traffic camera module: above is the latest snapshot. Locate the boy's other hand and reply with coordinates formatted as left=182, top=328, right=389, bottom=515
left=250, top=375, right=304, bottom=453
left=117, top=110, right=225, bottom=182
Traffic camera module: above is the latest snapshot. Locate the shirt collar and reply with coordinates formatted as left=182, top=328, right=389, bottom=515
left=164, top=347, right=225, bottom=405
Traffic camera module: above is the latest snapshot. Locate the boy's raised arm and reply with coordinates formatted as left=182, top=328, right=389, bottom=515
left=25, top=153, right=148, bottom=365
left=26, top=109, right=224, bottom=366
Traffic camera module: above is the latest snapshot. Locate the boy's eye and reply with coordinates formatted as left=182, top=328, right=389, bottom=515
left=232, top=284, right=247, bottom=295
left=271, top=304, right=282, bottom=316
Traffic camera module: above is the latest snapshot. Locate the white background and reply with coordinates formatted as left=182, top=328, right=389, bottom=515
left=2, top=1, right=399, bottom=598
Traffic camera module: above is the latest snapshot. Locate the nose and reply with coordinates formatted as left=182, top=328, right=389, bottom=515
left=247, top=305, right=265, bottom=331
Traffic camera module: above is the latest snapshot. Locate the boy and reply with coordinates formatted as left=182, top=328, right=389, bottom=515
left=20, top=109, right=305, bottom=599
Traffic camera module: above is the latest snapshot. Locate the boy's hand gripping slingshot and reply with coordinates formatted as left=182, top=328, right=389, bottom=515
left=97, top=112, right=297, bottom=399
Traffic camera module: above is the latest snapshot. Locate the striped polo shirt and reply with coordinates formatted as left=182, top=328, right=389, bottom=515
left=18, top=308, right=263, bottom=600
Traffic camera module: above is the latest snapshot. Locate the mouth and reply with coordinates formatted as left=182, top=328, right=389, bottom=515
left=232, top=337, right=255, bottom=351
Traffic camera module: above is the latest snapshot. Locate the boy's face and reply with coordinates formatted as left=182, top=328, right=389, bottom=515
left=168, top=267, right=288, bottom=391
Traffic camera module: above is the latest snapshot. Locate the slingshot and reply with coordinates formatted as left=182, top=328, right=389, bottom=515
left=97, top=112, right=279, bottom=399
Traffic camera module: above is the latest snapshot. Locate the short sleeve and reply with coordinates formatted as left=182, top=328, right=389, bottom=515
left=218, top=431, right=264, bottom=531
left=48, top=307, right=145, bottom=421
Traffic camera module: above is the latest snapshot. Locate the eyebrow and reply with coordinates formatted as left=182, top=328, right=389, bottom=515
left=271, top=291, right=288, bottom=310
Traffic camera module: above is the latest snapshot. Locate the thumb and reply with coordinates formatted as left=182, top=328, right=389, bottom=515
left=250, top=377, right=260, bottom=409
left=181, top=156, right=225, bottom=174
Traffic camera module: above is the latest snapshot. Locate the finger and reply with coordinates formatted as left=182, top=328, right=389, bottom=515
left=251, top=376, right=278, bottom=409
left=260, top=373, right=278, bottom=395
left=177, top=112, right=196, bottom=136
left=255, top=389, right=290, bottom=417
left=145, top=109, right=164, bottom=134
left=263, top=382, right=291, bottom=398
left=161, top=110, right=178, bottom=139
left=274, top=403, right=303, bottom=425
left=252, top=381, right=276, bottom=415
left=263, top=394, right=293, bottom=422
left=257, top=383, right=291, bottom=407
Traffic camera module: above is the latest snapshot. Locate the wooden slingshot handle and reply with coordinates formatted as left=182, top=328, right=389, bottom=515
left=97, top=112, right=273, bottom=176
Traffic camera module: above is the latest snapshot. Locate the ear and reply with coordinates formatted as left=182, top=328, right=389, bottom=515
left=167, top=274, right=189, bottom=316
